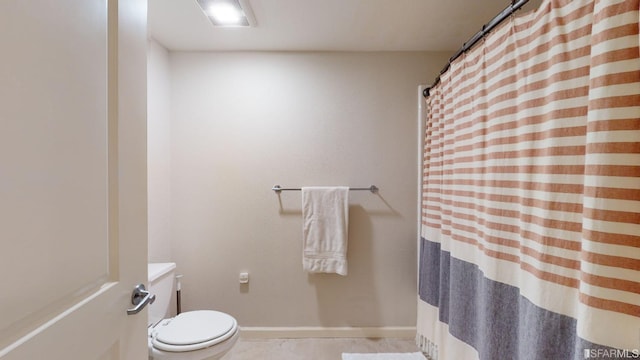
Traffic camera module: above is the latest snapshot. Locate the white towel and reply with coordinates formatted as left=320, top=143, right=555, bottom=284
left=301, top=186, right=349, bottom=275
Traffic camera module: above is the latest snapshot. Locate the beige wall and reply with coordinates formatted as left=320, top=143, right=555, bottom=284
left=149, top=50, right=450, bottom=328
left=147, top=39, right=172, bottom=263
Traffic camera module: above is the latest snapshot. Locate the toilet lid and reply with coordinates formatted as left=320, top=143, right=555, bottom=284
left=152, top=310, right=237, bottom=352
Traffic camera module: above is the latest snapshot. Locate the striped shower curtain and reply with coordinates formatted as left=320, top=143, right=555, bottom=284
left=417, top=1, right=639, bottom=359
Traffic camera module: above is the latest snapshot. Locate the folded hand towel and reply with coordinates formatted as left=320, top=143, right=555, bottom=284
left=301, top=186, right=349, bottom=276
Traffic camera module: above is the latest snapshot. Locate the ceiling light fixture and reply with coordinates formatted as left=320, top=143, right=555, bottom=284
left=196, top=0, right=256, bottom=27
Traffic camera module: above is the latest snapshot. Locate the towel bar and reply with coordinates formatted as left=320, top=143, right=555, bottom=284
left=272, top=185, right=378, bottom=193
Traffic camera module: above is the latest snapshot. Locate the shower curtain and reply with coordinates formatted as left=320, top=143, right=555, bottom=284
left=417, top=1, right=639, bottom=359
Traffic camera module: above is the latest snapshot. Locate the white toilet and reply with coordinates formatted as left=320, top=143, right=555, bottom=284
left=148, top=263, right=240, bottom=360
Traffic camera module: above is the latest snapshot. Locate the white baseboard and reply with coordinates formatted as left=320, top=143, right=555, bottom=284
left=239, top=326, right=416, bottom=339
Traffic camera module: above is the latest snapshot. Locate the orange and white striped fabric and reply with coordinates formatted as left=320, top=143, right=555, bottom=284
left=418, top=0, right=640, bottom=359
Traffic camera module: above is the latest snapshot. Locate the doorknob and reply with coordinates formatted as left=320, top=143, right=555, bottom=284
left=126, top=284, right=156, bottom=315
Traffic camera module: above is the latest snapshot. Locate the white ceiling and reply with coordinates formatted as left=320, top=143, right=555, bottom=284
left=148, top=0, right=542, bottom=52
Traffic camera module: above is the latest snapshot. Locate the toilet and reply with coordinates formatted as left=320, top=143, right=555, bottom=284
left=148, top=263, right=239, bottom=360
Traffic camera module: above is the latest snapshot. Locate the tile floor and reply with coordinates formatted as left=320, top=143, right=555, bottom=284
left=223, top=337, right=422, bottom=360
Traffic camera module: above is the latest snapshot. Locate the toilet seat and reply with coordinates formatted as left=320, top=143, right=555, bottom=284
left=151, top=310, right=238, bottom=353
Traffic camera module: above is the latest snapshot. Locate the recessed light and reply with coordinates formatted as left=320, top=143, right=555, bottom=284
left=207, top=3, right=242, bottom=24
left=196, top=0, right=256, bottom=27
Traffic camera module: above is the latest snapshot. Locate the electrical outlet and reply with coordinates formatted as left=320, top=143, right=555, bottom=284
left=239, top=272, right=249, bottom=284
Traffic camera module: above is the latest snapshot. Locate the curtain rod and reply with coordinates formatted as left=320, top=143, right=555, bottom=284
left=423, top=0, right=530, bottom=98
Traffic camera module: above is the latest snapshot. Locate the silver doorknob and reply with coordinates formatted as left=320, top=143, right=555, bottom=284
left=126, top=284, right=156, bottom=315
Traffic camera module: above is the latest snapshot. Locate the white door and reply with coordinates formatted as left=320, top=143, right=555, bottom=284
left=0, top=0, right=148, bottom=359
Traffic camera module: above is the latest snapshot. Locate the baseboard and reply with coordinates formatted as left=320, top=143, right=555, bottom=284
left=239, top=326, right=416, bottom=339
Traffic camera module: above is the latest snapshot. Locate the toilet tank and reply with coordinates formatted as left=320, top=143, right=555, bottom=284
left=148, top=262, right=176, bottom=326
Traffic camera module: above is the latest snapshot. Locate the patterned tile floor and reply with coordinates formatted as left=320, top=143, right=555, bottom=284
left=223, top=337, right=421, bottom=360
